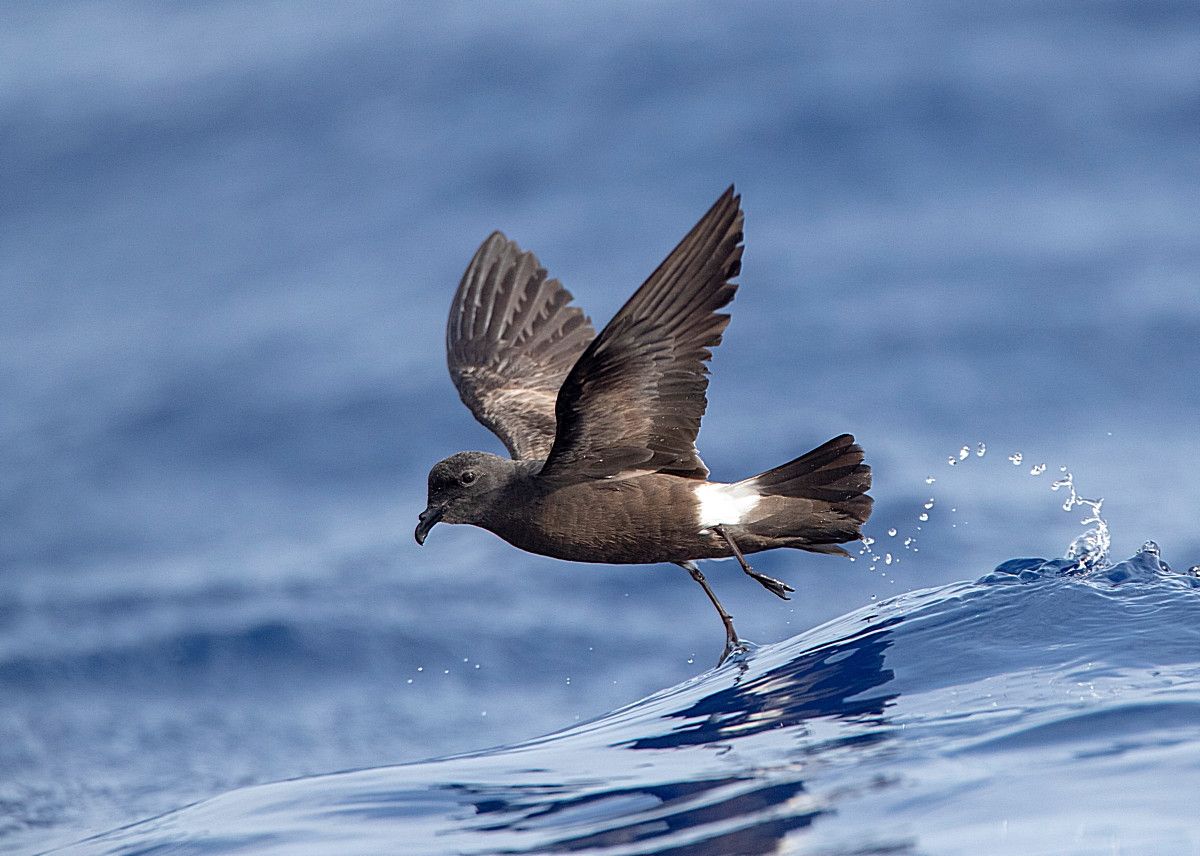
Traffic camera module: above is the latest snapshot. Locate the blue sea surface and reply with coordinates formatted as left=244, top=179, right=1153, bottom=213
left=52, top=547, right=1200, bottom=854
left=2, top=2, right=1199, bottom=853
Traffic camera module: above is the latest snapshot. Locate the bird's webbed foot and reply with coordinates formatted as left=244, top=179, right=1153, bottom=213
left=747, top=570, right=794, bottom=600
left=713, top=525, right=794, bottom=600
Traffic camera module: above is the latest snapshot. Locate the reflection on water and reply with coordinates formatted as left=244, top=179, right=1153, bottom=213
left=59, top=546, right=1200, bottom=855
left=423, top=626, right=899, bottom=854
left=625, top=618, right=898, bottom=751
left=451, top=778, right=820, bottom=854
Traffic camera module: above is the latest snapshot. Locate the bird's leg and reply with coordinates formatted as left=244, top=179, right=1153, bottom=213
left=676, top=561, right=744, bottom=666
left=713, top=525, right=794, bottom=600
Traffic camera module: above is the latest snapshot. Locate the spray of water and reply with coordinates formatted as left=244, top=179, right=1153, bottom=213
left=1051, top=468, right=1109, bottom=568
left=871, top=441, right=1112, bottom=571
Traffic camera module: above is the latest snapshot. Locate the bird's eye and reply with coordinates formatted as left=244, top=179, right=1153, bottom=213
left=459, top=470, right=477, bottom=486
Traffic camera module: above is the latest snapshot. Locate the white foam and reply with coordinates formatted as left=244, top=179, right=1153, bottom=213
left=694, top=482, right=760, bottom=530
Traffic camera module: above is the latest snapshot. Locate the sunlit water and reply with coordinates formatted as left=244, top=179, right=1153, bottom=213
left=51, top=544, right=1200, bottom=855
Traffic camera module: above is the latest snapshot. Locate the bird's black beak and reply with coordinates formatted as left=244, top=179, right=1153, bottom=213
left=415, top=505, right=444, bottom=545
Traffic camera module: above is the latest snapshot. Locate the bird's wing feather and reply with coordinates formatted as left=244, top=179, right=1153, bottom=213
left=539, top=187, right=743, bottom=483
left=447, top=232, right=596, bottom=461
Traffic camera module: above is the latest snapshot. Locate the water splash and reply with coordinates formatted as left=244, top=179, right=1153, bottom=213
left=856, top=534, right=890, bottom=572
left=947, top=444, right=972, bottom=466
left=928, top=442, right=1112, bottom=566
left=1052, top=469, right=1109, bottom=569
left=871, top=441, right=1116, bottom=578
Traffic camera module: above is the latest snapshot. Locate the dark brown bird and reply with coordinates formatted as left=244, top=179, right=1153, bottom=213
left=416, top=187, right=872, bottom=664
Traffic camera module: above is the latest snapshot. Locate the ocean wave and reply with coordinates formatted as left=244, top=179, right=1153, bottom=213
left=54, top=545, right=1200, bottom=855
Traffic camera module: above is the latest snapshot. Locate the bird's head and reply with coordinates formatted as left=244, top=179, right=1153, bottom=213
left=415, top=451, right=513, bottom=545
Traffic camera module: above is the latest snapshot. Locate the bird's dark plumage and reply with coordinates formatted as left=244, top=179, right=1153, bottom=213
left=420, top=186, right=872, bottom=664
left=447, top=231, right=595, bottom=461
left=541, top=188, right=742, bottom=483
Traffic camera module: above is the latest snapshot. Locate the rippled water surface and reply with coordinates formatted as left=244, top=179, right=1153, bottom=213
left=3, top=2, right=1200, bottom=854
left=55, top=548, right=1200, bottom=854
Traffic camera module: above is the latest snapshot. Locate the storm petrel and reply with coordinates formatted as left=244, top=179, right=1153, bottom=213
left=416, top=187, right=872, bottom=663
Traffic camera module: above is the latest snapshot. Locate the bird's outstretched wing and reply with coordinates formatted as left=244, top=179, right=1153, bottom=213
left=446, top=232, right=596, bottom=461
left=539, top=187, right=743, bottom=483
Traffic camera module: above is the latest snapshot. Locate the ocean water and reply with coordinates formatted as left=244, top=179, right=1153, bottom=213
left=3, top=2, right=1199, bottom=853
left=51, top=546, right=1200, bottom=855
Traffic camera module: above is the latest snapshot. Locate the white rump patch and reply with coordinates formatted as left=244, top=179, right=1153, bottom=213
left=694, top=482, right=761, bottom=531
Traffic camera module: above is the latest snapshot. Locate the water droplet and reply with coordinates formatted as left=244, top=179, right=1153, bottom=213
left=918, top=512, right=929, bottom=522
left=406, top=678, right=413, bottom=684
left=887, top=528, right=897, bottom=537
left=862, top=536, right=876, bottom=548
left=959, top=445, right=971, bottom=461
left=1030, top=463, right=1046, bottom=476
left=1009, top=452, right=1023, bottom=465
left=416, top=666, right=423, bottom=672
left=925, top=476, right=936, bottom=485
left=884, top=553, right=893, bottom=565
left=903, top=537, right=913, bottom=546
left=947, top=456, right=958, bottom=466
left=923, top=498, right=935, bottom=510
left=474, top=663, right=480, bottom=669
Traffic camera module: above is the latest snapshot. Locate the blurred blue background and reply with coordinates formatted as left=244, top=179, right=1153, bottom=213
left=2, top=2, right=1198, bottom=852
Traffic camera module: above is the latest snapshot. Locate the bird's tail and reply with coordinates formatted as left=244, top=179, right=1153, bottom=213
left=739, top=434, right=872, bottom=554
